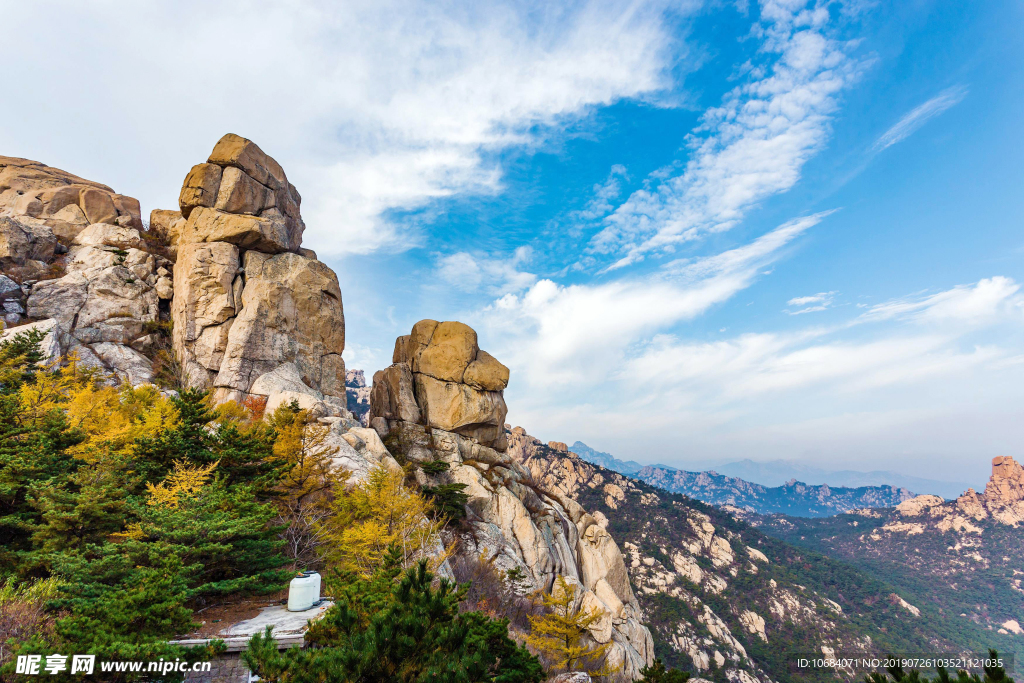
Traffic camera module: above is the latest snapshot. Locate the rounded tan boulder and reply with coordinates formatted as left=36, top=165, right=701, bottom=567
left=78, top=187, right=118, bottom=225
left=463, top=349, right=509, bottom=391
left=179, top=163, right=223, bottom=219
left=208, top=133, right=287, bottom=189
left=414, top=320, right=478, bottom=382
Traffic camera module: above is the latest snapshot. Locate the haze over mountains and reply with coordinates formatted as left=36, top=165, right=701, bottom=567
left=571, top=441, right=971, bottom=504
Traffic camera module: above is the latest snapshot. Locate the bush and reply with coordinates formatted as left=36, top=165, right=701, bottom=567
left=423, top=483, right=469, bottom=522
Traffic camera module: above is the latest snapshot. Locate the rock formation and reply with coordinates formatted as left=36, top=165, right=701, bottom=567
left=345, top=369, right=371, bottom=424
left=0, top=155, right=169, bottom=383
left=893, top=456, right=1024, bottom=529
left=161, top=134, right=347, bottom=412
left=369, top=322, right=654, bottom=677
left=370, top=319, right=509, bottom=450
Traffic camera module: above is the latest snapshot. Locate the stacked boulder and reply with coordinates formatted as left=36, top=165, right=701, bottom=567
left=0, top=155, right=171, bottom=383
left=163, top=134, right=347, bottom=414
left=0, top=155, right=141, bottom=236
left=1, top=156, right=144, bottom=326
left=371, top=319, right=509, bottom=450
left=369, top=321, right=654, bottom=677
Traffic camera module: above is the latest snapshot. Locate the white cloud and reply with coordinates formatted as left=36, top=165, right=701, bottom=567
left=493, top=272, right=1024, bottom=479
left=785, top=290, right=836, bottom=314
left=788, top=292, right=832, bottom=306
left=0, top=0, right=684, bottom=257
left=589, top=0, right=864, bottom=268
left=571, top=165, right=630, bottom=222
left=436, top=246, right=537, bottom=295
left=482, top=212, right=825, bottom=386
left=874, top=85, right=968, bottom=151
left=862, top=276, right=1023, bottom=325
left=623, top=276, right=1024, bottom=404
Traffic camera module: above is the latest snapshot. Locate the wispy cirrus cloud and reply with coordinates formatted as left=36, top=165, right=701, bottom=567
left=588, top=1, right=865, bottom=269
left=874, top=85, right=968, bottom=151
left=785, top=290, right=836, bottom=314
left=623, top=276, right=1024, bottom=405
left=436, top=246, right=537, bottom=295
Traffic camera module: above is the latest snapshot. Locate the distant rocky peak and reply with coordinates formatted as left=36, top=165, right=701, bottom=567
left=897, top=456, right=1024, bottom=529
left=985, top=455, right=1024, bottom=505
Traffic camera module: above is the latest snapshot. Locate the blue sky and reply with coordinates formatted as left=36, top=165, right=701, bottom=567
left=3, top=0, right=1022, bottom=485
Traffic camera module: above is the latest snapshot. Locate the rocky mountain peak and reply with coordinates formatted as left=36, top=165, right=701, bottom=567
left=890, top=455, right=1024, bottom=531
left=985, top=455, right=1024, bottom=505
left=368, top=322, right=655, bottom=677
left=166, top=134, right=346, bottom=413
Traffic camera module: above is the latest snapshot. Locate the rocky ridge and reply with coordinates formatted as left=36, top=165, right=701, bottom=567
left=505, top=439, right=1013, bottom=682
left=0, top=140, right=657, bottom=678
left=753, top=457, right=1024, bottom=650
left=637, top=466, right=916, bottom=518
left=368, top=320, right=655, bottom=677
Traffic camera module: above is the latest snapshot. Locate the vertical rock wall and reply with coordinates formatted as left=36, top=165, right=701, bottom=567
left=165, top=134, right=347, bottom=413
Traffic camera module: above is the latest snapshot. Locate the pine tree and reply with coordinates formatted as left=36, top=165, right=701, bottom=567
left=525, top=576, right=619, bottom=678
left=243, top=551, right=544, bottom=683
left=640, top=659, right=691, bottom=683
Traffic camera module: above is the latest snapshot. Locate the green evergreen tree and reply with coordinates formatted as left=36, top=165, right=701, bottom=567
left=131, top=388, right=282, bottom=493
left=423, top=482, right=470, bottom=522
left=640, top=659, right=692, bottom=683
left=243, top=549, right=544, bottom=683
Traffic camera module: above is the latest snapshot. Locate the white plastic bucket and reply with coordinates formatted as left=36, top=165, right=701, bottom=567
left=287, top=571, right=321, bottom=612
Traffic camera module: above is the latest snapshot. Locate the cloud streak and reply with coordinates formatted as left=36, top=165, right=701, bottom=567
left=589, top=1, right=864, bottom=269
left=482, top=212, right=826, bottom=387
left=0, top=0, right=684, bottom=257
left=874, top=85, right=968, bottom=151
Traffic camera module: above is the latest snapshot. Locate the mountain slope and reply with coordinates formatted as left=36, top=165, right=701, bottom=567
left=749, top=457, right=1024, bottom=670
left=508, top=429, right=1013, bottom=682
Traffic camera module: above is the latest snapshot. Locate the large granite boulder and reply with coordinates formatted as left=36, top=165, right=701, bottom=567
left=173, top=134, right=303, bottom=254
left=0, top=155, right=142, bottom=230
left=371, top=319, right=508, bottom=450
left=168, top=134, right=346, bottom=413
left=212, top=251, right=345, bottom=402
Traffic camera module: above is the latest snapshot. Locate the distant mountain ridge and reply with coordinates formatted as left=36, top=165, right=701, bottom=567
left=637, top=465, right=916, bottom=517
left=570, top=440, right=645, bottom=475
left=569, top=441, right=938, bottom=516
left=711, top=458, right=969, bottom=500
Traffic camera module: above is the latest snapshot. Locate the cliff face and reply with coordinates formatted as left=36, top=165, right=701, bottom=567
left=369, top=320, right=655, bottom=677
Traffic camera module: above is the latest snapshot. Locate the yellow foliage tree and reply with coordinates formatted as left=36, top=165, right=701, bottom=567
left=319, top=463, right=444, bottom=577
left=145, top=460, right=219, bottom=509
left=17, top=357, right=178, bottom=464
left=526, top=576, right=619, bottom=678
left=267, top=405, right=346, bottom=565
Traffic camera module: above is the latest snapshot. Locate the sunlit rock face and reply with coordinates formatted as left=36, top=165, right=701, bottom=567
left=369, top=322, right=654, bottom=678
left=167, top=134, right=347, bottom=414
